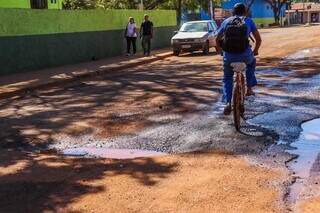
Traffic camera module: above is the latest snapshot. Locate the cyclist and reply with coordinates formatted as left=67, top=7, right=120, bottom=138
left=215, top=3, right=262, bottom=115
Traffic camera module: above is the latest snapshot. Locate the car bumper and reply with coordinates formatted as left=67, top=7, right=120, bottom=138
left=172, top=42, right=205, bottom=51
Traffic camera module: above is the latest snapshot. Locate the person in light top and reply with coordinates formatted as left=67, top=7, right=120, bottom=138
left=125, top=17, right=138, bottom=56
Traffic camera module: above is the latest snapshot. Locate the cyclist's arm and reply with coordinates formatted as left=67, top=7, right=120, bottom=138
left=252, top=30, right=262, bottom=56
left=215, top=33, right=223, bottom=54
left=215, top=20, right=228, bottom=55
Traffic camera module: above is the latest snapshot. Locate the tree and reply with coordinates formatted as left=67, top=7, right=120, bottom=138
left=95, top=0, right=137, bottom=9
left=61, top=0, right=222, bottom=25
left=63, top=0, right=96, bottom=9
left=264, top=0, right=291, bottom=25
left=145, top=0, right=213, bottom=25
left=63, top=0, right=139, bottom=9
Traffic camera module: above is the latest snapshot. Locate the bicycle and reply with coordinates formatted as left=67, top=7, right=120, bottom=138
left=231, top=62, right=247, bottom=131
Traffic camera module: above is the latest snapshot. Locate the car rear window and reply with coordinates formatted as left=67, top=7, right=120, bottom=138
left=180, top=22, right=208, bottom=32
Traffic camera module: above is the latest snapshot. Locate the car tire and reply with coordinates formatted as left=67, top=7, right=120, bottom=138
left=173, top=50, right=180, bottom=56
left=203, top=41, right=210, bottom=55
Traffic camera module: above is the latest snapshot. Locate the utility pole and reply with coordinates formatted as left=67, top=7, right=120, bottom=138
left=305, top=0, right=311, bottom=24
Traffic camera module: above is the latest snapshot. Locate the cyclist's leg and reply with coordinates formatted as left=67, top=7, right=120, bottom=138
left=222, top=59, right=234, bottom=115
left=245, top=57, right=257, bottom=96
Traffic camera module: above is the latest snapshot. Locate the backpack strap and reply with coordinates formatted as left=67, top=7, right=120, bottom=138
left=229, top=16, right=243, bottom=25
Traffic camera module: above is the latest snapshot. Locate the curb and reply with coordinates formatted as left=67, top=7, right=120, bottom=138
left=0, top=52, right=173, bottom=100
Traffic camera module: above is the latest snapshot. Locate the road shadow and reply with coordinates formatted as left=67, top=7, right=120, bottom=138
left=0, top=59, right=221, bottom=150
left=258, top=54, right=320, bottom=78
left=0, top=150, right=178, bottom=212
left=178, top=50, right=218, bottom=57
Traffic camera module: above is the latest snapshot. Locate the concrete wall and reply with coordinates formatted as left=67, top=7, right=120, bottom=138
left=0, top=9, right=177, bottom=74
left=0, top=0, right=30, bottom=9
left=0, top=0, right=63, bottom=9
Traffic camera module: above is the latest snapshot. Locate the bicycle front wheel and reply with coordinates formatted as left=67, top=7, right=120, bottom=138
left=233, top=81, right=241, bottom=131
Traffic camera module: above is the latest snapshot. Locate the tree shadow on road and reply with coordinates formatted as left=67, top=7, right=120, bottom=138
left=0, top=150, right=178, bottom=213
left=0, top=59, right=217, bottom=212
left=258, top=54, right=320, bottom=78
left=178, top=51, right=218, bottom=57
left=0, top=59, right=222, bottom=150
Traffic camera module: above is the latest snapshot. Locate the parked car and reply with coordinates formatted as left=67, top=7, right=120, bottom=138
left=171, top=20, right=218, bottom=56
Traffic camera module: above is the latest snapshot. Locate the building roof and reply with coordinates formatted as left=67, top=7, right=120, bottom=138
left=291, top=3, right=320, bottom=11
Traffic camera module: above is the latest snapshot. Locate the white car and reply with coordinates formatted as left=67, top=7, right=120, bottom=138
left=171, top=20, right=218, bottom=56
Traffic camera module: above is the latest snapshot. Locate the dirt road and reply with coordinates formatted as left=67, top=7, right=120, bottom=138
left=1, top=25, right=320, bottom=212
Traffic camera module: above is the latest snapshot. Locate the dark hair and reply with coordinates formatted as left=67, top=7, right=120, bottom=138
left=233, top=3, right=247, bottom=16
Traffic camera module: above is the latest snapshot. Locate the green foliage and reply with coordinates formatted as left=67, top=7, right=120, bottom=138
left=95, top=0, right=138, bottom=9
left=62, top=0, right=222, bottom=10
left=63, top=0, right=96, bottom=9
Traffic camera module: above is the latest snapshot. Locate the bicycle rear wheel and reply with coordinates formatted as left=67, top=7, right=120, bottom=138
left=233, top=80, right=241, bottom=131
left=240, top=73, right=246, bottom=116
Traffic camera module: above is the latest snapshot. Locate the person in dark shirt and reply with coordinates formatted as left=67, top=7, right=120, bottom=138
left=140, top=14, right=154, bottom=56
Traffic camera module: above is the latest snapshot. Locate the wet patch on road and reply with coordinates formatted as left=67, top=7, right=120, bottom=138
left=282, top=48, right=320, bottom=65
left=286, top=118, right=320, bottom=210
left=246, top=49, right=320, bottom=210
left=50, top=49, right=320, bottom=161
left=63, top=148, right=166, bottom=159
left=248, top=105, right=320, bottom=143
left=51, top=110, right=275, bottom=155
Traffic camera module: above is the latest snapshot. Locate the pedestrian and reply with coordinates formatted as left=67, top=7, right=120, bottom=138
left=140, top=14, right=154, bottom=56
left=215, top=3, right=262, bottom=115
left=125, top=17, right=137, bottom=56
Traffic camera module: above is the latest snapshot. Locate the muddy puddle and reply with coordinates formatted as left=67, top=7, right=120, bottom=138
left=286, top=118, right=320, bottom=205
left=63, top=148, right=166, bottom=159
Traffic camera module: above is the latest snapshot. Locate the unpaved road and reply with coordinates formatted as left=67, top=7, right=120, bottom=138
left=0, top=25, right=320, bottom=212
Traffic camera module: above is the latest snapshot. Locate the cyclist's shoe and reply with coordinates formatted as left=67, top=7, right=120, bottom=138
left=223, top=104, right=232, bottom=115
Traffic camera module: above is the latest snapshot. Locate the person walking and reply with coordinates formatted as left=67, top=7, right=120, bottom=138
left=125, top=17, right=137, bottom=56
left=140, top=14, right=154, bottom=56
left=215, top=3, right=262, bottom=115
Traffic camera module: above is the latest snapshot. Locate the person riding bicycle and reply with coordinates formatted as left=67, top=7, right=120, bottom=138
left=215, top=3, right=262, bottom=115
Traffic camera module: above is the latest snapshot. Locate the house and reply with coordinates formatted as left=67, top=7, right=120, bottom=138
left=222, top=0, right=286, bottom=26
left=0, top=0, right=63, bottom=9
left=286, top=3, right=320, bottom=25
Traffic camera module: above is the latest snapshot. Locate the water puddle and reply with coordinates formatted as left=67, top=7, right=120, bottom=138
left=63, top=148, right=166, bottom=159
left=257, top=68, right=291, bottom=78
left=210, top=101, right=226, bottom=116
left=283, top=48, right=320, bottom=65
left=286, top=118, right=320, bottom=204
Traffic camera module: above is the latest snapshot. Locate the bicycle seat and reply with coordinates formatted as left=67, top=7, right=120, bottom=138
left=231, top=62, right=246, bottom=73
